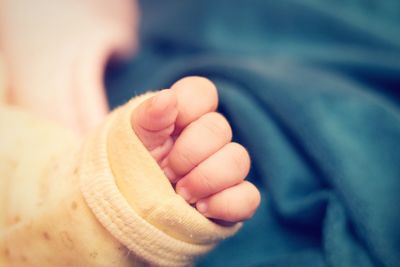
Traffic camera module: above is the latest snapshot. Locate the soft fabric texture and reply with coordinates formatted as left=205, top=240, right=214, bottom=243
left=105, top=1, right=400, bottom=267
left=0, top=78, right=238, bottom=266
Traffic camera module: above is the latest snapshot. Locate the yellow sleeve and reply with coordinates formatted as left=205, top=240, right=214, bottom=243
left=0, top=93, right=240, bottom=267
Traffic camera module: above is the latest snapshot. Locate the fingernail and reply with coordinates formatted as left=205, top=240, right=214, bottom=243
left=177, top=187, right=192, bottom=202
left=196, top=200, right=208, bottom=214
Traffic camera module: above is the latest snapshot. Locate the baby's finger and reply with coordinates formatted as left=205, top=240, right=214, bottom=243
left=176, top=142, right=250, bottom=203
left=196, top=181, right=261, bottom=223
left=170, top=76, right=218, bottom=132
left=166, top=112, right=232, bottom=181
left=131, top=89, right=178, bottom=151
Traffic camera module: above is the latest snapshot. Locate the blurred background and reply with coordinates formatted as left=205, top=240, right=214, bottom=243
left=106, top=1, right=400, bottom=267
left=106, top=0, right=400, bottom=105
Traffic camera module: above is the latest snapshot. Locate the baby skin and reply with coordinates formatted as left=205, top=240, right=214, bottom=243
left=132, top=76, right=260, bottom=223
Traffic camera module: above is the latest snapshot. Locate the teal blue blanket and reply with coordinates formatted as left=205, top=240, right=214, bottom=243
left=106, top=1, right=400, bottom=266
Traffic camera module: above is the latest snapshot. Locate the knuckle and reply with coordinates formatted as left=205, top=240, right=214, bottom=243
left=223, top=198, right=238, bottom=221
left=201, top=113, right=232, bottom=140
left=244, top=183, right=261, bottom=217
left=224, top=182, right=260, bottom=222
left=186, top=76, right=217, bottom=92
left=196, top=168, right=216, bottom=194
left=229, top=143, right=251, bottom=178
left=170, top=145, right=196, bottom=173
left=192, top=76, right=216, bottom=88
left=194, top=77, right=218, bottom=108
left=177, top=76, right=217, bottom=94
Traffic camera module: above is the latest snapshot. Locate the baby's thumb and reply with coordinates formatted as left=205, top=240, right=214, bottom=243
left=131, top=89, right=178, bottom=151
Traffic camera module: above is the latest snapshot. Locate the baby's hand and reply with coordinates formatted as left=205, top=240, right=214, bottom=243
left=131, top=77, right=260, bottom=223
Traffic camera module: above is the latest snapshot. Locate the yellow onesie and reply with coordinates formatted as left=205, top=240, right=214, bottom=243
left=0, top=56, right=239, bottom=267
